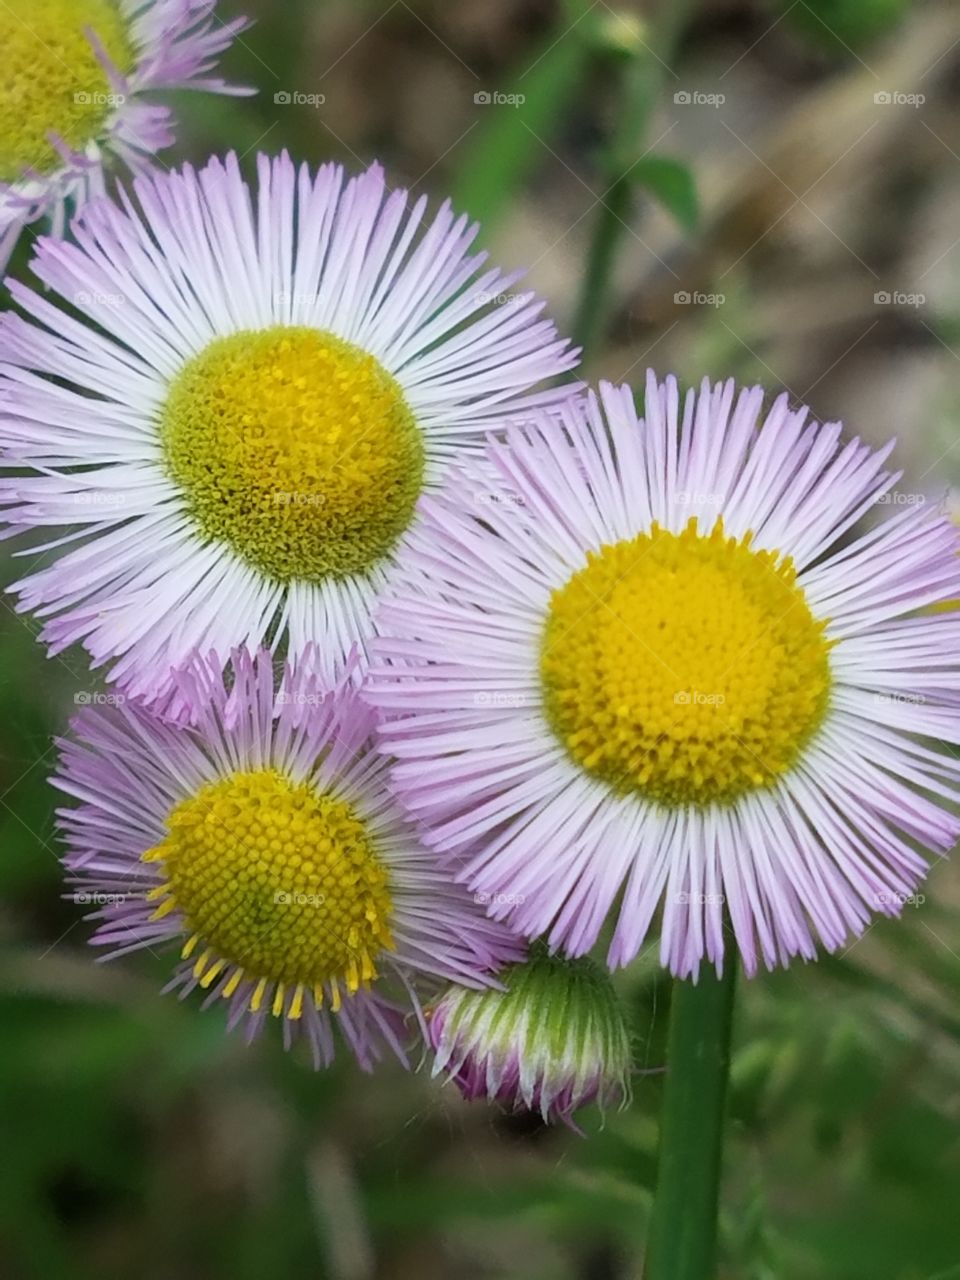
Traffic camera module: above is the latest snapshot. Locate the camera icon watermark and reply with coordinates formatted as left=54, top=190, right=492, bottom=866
left=473, top=691, right=529, bottom=709
left=676, top=490, right=724, bottom=507
left=474, top=891, right=526, bottom=907
left=873, top=91, right=924, bottom=108
left=275, top=289, right=320, bottom=308
left=474, top=90, right=526, bottom=107
left=276, top=690, right=325, bottom=707
left=74, top=290, right=125, bottom=307
left=273, top=491, right=326, bottom=507
left=74, top=90, right=125, bottom=108
left=71, top=491, right=128, bottom=508
left=874, top=891, right=925, bottom=908
left=873, top=289, right=925, bottom=308
left=74, top=691, right=126, bottom=707
left=274, top=890, right=326, bottom=907
left=674, top=689, right=725, bottom=707
left=474, top=490, right=526, bottom=509
left=674, top=290, right=725, bottom=308
left=274, top=90, right=326, bottom=108
left=674, top=90, right=725, bottom=107
left=875, top=490, right=926, bottom=507
left=477, top=290, right=524, bottom=307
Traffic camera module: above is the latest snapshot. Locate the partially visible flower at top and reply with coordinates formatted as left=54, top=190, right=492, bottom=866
left=370, top=374, right=960, bottom=978
left=0, top=152, right=579, bottom=715
left=0, top=0, right=252, bottom=270
left=53, top=649, right=521, bottom=1070
left=428, top=943, right=633, bottom=1128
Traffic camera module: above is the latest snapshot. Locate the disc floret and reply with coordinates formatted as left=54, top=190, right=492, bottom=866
left=541, top=517, right=832, bottom=806
left=144, top=768, right=394, bottom=1019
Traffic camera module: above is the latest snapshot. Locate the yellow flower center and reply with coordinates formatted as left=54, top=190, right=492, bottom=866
left=160, top=327, right=425, bottom=583
left=540, top=519, right=832, bottom=806
left=0, top=0, right=133, bottom=183
left=144, top=769, right=395, bottom=1012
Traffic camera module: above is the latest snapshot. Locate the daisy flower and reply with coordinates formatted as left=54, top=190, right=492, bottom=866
left=0, top=0, right=250, bottom=269
left=369, top=374, right=960, bottom=977
left=429, top=944, right=632, bottom=1128
left=0, top=152, right=578, bottom=712
left=54, top=649, right=521, bottom=1069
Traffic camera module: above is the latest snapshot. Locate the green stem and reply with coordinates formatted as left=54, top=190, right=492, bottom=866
left=572, top=0, right=695, bottom=360
left=645, top=962, right=737, bottom=1280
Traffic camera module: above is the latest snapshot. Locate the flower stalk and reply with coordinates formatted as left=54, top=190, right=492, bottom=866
left=645, top=961, right=737, bottom=1280
left=572, top=0, right=695, bottom=360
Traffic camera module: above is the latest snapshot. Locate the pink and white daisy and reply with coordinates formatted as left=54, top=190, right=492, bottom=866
left=54, top=649, right=521, bottom=1069
left=0, top=152, right=578, bottom=713
left=0, top=0, right=251, bottom=269
left=369, top=374, right=960, bottom=978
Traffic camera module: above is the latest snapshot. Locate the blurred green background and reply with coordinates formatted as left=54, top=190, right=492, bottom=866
left=2, top=1, right=960, bottom=1277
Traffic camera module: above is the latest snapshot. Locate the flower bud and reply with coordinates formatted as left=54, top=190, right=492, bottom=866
left=594, top=11, right=648, bottom=59
left=428, top=945, right=632, bottom=1127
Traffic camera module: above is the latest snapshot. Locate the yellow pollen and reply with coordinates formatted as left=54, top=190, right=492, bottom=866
left=0, top=0, right=133, bottom=183
left=143, top=768, right=395, bottom=996
left=541, top=518, right=832, bottom=806
left=160, top=327, right=425, bottom=583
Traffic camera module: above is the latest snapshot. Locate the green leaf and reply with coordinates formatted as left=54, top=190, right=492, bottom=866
left=452, top=1, right=597, bottom=232
left=632, top=155, right=699, bottom=231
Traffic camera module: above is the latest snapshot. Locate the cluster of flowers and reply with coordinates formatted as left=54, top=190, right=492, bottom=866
left=1, top=1, right=958, bottom=1127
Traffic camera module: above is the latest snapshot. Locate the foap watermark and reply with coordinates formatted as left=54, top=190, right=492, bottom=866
left=676, top=892, right=726, bottom=906
left=74, top=691, right=126, bottom=707
left=873, top=691, right=926, bottom=706
left=274, top=289, right=321, bottom=308
left=674, top=90, right=725, bottom=108
left=676, top=490, right=724, bottom=507
left=475, top=490, right=525, bottom=509
left=274, top=491, right=326, bottom=507
left=675, top=290, right=725, bottom=308
left=72, top=890, right=132, bottom=905
left=675, top=690, right=725, bottom=707
left=474, top=891, right=526, bottom=907
left=873, top=91, right=925, bottom=108
left=473, top=691, right=529, bottom=709
left=874, top=890, right=925, bottom=908
left=474, top=90, right=525, bottom=107
left=74, top=290, right=125, bottom=307
left=75, top=90, right=125, bottom=108
left=274, top=90, right=326, bottom=108
left=277, top=690, right=325, bottom=708
left=477, top=290, right=525, bottom=308
left=874, top=290, right=925, bottom=308
left=876, top=489, right=926, bottom=507
left=71, top=491, right=129, bottom=509
left=275, top=891, right=327, bottom=907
